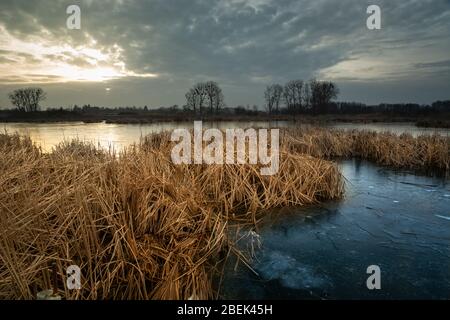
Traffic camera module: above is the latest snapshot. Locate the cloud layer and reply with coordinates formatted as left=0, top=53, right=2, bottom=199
left=1, top=0, right=449, bottom=107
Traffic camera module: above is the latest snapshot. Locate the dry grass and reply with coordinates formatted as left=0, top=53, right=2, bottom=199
left=1, top=127, right=448, bottom=300
left=0, top=131, right=343, bottom=300
left=285, top=126, right=450, bottom=173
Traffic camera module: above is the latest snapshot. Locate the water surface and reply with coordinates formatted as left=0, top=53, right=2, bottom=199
left=1, top=121, right=448, bottom=152
left=2, top=121, right=448, bottom=299
left=221, top=160, right=450, bottom=299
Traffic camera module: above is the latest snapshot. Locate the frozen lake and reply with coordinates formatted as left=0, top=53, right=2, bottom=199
left=221, top=160, right=450, bottom=299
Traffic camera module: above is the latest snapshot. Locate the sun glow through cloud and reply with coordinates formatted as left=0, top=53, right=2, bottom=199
left=0, top=24, right=158, bottom=84
left=0, top=0, right=449, bottom=107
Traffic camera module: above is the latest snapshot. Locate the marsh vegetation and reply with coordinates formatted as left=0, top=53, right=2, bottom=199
left=0, top=127, right=448, bottom=299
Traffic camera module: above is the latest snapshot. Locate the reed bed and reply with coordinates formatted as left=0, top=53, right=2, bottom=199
left=0, top=131, right=343, bottom=300
left=0, top=127, right=448, bottom=300
left=284, top=127, right=450, bottom=173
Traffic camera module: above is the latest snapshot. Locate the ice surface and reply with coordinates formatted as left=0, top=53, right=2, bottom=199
left=221, top=160, right=450, bottom=299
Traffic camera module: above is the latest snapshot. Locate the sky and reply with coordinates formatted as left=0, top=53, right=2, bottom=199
left=0, top=0, right=449, bottom=109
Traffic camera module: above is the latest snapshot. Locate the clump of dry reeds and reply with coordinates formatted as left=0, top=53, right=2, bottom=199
left=0, top=130, right=343, bottom=300
left=1, top=127, right=448, bottom=300
left=285, top=127, right=450, bottom=173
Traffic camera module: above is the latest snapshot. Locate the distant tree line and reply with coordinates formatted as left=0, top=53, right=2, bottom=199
left=66, top=100, right=450, bottom=116
left=264, top=79, right=339, bottom=114
left=5, top=85, right=450, bottom=117
left=320, top=100, right=450, bottom=115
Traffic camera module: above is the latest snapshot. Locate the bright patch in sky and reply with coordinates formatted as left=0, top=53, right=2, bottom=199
left=0, top=24, right=157, bottom=84
left=0, top=0, right=449, bottom=106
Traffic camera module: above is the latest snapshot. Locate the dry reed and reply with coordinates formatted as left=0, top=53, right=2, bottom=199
left=0, top=127, right=448, bottom=300
left=284, top=126, right=449, bottom=173
left=0, top=130, right=343, bottom=300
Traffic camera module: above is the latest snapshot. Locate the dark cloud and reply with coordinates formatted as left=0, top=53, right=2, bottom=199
left=0, top=0, right=449, bottom=107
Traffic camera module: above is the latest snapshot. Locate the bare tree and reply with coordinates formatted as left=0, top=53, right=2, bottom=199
left=309, top=79, right=339, bottom=113
left=185, top=89, right=198, bottom=112
left=283, top=82, right=294, bottom=111
left=185, top=84, right=205, bottom=112
left=185, top=82, right=224, bottom=114
left=8, top=87, right=46, bottom=112
left=273, top=84, right=283, bottom=113
left=283, top=80, right=304, bottom=113
left=214, top=89, right=225, bottom=113
left=194, top=83, right=206, bottom=113
left=264, top=84, right=283, bottom=114
left=303, top=82, right=311, bottom=110
left=204, top=81, right=224, bottom=113
left=264, top=85, right=274, bottom=114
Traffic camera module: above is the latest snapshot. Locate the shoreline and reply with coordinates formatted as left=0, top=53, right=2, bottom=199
left=0, top=111, right=449, bottom=128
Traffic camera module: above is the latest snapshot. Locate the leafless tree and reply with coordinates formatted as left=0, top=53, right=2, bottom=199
left=185, top=84, right=205, bottom=112
left=185, top=89, right=198, bottom=112
left=283, top=80, right=304, bottom=113
left=273, top=84, right=283, bottom=113
left=204, top=81, right=224, bottom=113
left=214, top=89, right=225, bottom=112
left=8, top=87, right=46, bottom=112
left=264, top=85, right=274, bottom=114
left=185, top=82, right=224, bottom=114
left=264, top=84, right=283, bottom=114
left=309, top=79, right=339, bottom=113
left=303, top=83, right=311, bottom=110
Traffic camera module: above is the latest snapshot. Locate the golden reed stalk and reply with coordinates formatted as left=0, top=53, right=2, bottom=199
left=0, top=127, right=448, bottom=299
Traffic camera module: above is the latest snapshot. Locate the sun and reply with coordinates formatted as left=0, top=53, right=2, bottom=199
left=49, top=64, right=124, bottom=82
